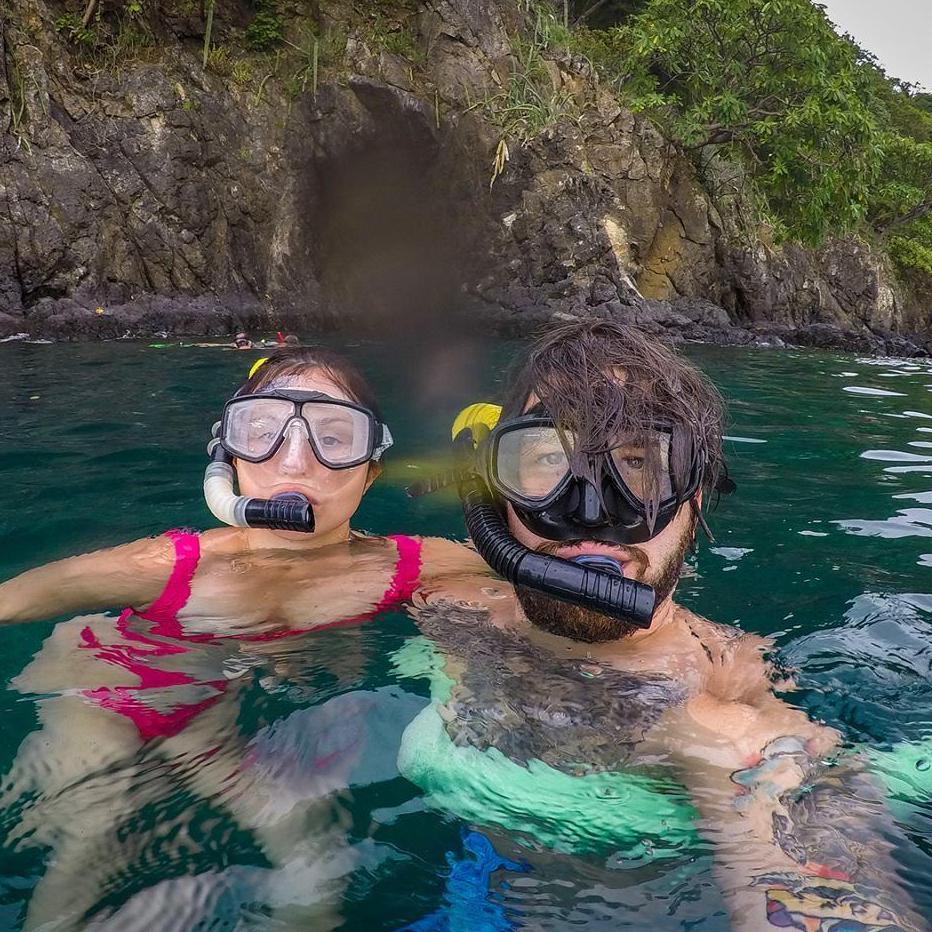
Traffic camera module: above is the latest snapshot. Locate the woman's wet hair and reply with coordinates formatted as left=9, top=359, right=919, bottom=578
left=236, top=346, right=384, bottom=423
left=501, top=319, right=725, bottom=522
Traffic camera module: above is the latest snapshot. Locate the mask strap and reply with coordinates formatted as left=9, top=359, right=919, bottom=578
left=691, top=499, right=715, bottom=544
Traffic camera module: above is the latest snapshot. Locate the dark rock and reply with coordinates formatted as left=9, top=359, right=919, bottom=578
left=0, top=0, right=928, bottom=350
left=0, top=313, right=26, bottom=338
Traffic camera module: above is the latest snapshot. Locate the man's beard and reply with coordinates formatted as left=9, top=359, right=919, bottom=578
left=515, top=515, right=696, bottom=643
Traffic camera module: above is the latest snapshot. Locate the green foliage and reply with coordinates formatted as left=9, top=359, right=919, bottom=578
left=246, top=1, right=283, bottom=51
left=889, top=215, right=932, bottom=278
left=8, top=58, right=28, bottom=144
left=231, top=59, right=255, bottom=86
left=363, top=6, right=425, bottom=65
left=281, top=23, right=346, bottom=99
left=483, top=2, right=575, bottom=145
left=54, top=13, right=96, bottom=46
left=206, top=44, right=234, bottom=77
left=54, top=1, right=153, bottom=62
left=868, top=134, right=932, bottom=228
left=564, top=24, right=626, bottom=90
left=617, top=0, right=884, bottom=243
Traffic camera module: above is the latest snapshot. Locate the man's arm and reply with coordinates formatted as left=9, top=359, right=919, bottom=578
left=664, top=687, right=922, bottom=931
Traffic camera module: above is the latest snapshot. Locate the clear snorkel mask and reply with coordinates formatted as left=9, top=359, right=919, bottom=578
left=204, top=366, right=393, bottom=533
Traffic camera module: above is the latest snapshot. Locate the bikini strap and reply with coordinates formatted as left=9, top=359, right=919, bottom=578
left=376, top=534, right=423, bottom=611
left=136, top=530, right=201, bottom=633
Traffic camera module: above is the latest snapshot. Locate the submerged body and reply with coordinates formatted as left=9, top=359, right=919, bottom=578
left=402, top=578, right=921, bottom=930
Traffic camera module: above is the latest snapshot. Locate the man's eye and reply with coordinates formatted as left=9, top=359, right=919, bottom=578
left=622, top=456, right=644, bottom=470
left=536, top=452, right=565, bottom=468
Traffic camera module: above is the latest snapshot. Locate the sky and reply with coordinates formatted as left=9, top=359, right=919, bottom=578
left=817, top=0, right=931, bottom=91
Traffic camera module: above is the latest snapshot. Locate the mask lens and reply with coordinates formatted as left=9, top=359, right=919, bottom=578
left=609, top=433, right=673, bottom=504
left=303, top=402, right=374, bottom=467
left=496, top=426, right=571, bottom=502
left=225, top=398, right=292, bottom=460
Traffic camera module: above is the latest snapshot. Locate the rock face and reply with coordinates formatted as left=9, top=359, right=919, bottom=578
left=0, top=0, right=928, bottom=348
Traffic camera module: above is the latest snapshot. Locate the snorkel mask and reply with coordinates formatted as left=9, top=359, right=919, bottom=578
left=484, top=407, right=702, bottom=547
left=204, top=360, right=393, bottom=533
left=443, top=404, right=658, bottom=629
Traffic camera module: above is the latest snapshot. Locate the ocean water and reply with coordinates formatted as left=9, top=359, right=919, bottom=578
left=1, top=338, right=932, bottom=929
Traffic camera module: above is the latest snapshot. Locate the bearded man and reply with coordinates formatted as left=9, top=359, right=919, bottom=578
left=405, top=320, right=922, bottom=931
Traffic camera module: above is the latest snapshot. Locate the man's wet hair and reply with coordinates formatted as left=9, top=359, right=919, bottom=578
left=501, top=319, right=726, bottom=526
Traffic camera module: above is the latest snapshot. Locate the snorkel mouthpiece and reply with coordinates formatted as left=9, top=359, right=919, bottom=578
left=204, top=434, right=315, bottom=533
left=571, top=555, right=623, bottom=576
left=459, top=474, right=655, bottom=627
left=243, top=492, right=314, bottom=532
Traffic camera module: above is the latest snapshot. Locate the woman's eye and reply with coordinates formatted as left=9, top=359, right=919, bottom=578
left=321, top=434, right=349, bottom=448
left=251, top=422, right=276, bottom=440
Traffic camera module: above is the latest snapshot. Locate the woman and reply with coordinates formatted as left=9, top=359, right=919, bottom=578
left=0, top=346, right=485, bottom=928
left=0, top=346, right=479, bottom=633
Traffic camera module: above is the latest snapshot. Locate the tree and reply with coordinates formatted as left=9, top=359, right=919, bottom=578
left=618, top=0, right=884, bottom=242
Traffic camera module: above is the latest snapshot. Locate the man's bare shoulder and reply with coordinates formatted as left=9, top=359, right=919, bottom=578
left=675, top=606, right=778, bottom=703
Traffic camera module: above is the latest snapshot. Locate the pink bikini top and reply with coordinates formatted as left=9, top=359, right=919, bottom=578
left=129, top=529, right=423, bottom=642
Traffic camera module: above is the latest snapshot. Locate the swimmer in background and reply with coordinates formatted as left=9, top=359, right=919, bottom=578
left=233, top=331, right=253, bottom=350
left=0, top=346, right=487, bottom=929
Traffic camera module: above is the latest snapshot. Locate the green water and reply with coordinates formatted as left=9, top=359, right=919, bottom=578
left=2, top=340, right=932, bottom=928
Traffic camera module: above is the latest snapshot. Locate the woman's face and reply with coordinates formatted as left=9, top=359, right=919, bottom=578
left=235, top=369, right=377, bottom=544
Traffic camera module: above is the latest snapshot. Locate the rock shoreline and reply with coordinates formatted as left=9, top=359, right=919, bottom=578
left=2, top=0, right=929, bottom=349
left=3, top=290, right=930, bottom=358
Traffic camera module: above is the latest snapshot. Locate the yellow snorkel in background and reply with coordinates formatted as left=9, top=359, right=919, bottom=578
left=402, top=402, right=502, bottom=499
left=450, top=403, right=502, bottom=445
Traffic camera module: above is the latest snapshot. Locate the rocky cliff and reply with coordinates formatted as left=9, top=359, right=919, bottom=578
left=1, top=0, right=928, bottom=352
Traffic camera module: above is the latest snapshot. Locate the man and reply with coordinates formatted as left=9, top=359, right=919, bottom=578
left=407, top=320, right=921, bottom=930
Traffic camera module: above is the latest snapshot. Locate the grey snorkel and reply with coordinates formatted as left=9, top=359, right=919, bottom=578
left=204, top=424, right=315, bottom=532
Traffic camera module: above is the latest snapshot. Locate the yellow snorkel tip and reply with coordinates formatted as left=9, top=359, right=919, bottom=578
left=248, top=356, right=269, bottom=379
left=451, top=403, right=502, bottom=445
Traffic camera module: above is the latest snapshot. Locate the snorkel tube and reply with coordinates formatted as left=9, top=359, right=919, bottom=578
left=204, top=428, right=315, bottom=533
left=452, top=405, right=656, bottom=628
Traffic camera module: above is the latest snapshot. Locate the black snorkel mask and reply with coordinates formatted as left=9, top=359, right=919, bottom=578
left=484, top=407, right=703, bottom=548
left=436, top=404, right=658, bottom=629
left=411, top=403, right=732, bottom=630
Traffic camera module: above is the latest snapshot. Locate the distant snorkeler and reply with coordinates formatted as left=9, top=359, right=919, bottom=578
left=397, top=319, right=925, bottom=930
left=233, top=331, right=253, bottom=349
left=0, top=346, right=488, bottom=928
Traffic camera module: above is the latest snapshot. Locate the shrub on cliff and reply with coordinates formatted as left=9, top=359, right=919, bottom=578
left=616, top=0, right=882, bottom=244
left=554, top=0, right=931, bottom=282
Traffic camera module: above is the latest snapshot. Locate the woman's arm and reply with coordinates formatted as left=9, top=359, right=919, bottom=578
left=0, top=535, right=175, bottom=624
left=417, top=537, right=492, bottom=584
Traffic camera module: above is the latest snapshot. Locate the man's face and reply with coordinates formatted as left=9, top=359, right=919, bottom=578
left=506, top=387, right=698, bottom=642
left=507, top=499, right=696, bottom=642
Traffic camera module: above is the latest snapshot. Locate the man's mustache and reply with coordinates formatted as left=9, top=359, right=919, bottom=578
left=534, top=538, right=649, bottom=567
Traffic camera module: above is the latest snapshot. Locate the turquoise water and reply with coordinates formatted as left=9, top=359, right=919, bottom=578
left=2, top=340, right=932, bottom=927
